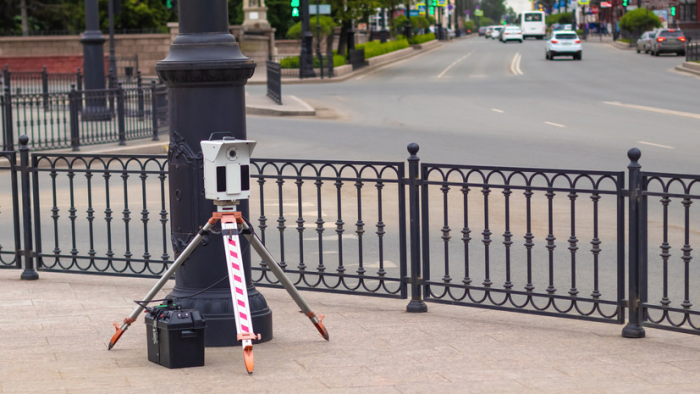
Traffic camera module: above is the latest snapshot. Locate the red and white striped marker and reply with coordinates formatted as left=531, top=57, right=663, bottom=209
left=222, top=215, right=260, bottom=374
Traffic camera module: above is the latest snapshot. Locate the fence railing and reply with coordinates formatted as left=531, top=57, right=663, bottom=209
left=687, top=37, right=700, bottom=62
left=2, top=143, right=700, bottom=338
left=269, top=54, right=336, bottom=79
left=1, top=81, right=168, bottom=151
left=266, top=61, right=282, bottom=105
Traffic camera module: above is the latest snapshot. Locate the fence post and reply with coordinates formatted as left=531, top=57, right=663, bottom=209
left=76, top=67, right=83, bottom=112
left=117, top=82, right=126, bottom=145
left=69, top=84, right=80, bottom=151
left=3, top=86, right=14, bottom=152
left=687, top=36, right=691, bottom=62
left=108, top=67, right=116, bottom=115
left=3, top=64, right=11, bottom=93
left=150, top=80, right=159, bottom=140
left=137, top=71, right=145, bottom=119
left=406, top=142, right=428, bottom=313
left=622, top=148, right=646, bottom=338
left=19, top=135, right=38, bottom=280
left=42, top=66, right=49, bottom=111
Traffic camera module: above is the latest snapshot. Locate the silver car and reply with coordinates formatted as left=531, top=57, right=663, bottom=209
left=649, top=29, right=686, bottom=56
left=636, top=31, right=654, bottom=54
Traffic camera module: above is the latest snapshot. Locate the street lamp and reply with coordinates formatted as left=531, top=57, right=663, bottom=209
left=155, top=0, right=273, bottom=347
left=300, top=0, right=316, bottom=78
left=80, top=0, right=111, bottom=120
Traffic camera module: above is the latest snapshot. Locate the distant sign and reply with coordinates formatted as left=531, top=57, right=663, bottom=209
left=600, top=1, right=611, bottom=6
left=447, top=3, right=454, bottom=11
left=409, top=10, right=420, bottom=16
left=475, top=9, right=484, bottom=16
left=578, top=0, right=589, bottom=4
left=308, top=4, right=331, bottom=14
left=437, top=0, right=447, bottom=6
left=590, top=5, right=599, bottom=13
left=416, top=3, right=426, bottom=15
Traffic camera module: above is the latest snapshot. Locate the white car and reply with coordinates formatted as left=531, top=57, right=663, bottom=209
left=545, top=31, right=582, bottom=60
left=491, top=26, right=505, bottom=39
left=500, top=26, right=523, bottom=43
left=485, top=26, right=495, bottom=38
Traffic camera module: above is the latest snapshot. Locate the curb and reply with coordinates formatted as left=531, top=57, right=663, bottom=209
left=610, top=41, right=633, bottom=50
left=675, top=63, right=700, bottom=76
left=248, top=39, right=447, bottom=86
left=246, top=95, right=316, bottom=116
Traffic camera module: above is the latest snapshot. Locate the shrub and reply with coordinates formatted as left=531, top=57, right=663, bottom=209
left=619, top=8, right=662, bottom=33
left=408, top=33, right=435, bottom=45
left=278, top=54, right=346, bottom=69
left=463, top=21, right=477, bottom=33
left=355, top=39, right=410, bottom=58
left=286, top=16, right=337, bottom=39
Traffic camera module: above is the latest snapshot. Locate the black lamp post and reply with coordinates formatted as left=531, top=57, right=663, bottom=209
left=155, top=0, right=273, bottom=347
left=108, top=0, right=117, bottom=83
left=80, top=0, right=111, bottom=120
left=300, top=0, right=316, bottom=78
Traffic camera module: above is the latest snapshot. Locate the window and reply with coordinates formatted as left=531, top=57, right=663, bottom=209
left=524, top=13, right=543, bottom=22
left=555, top=33, right=578, bottom=39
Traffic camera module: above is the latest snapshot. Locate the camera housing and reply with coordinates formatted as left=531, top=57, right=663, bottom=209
left=201, top=137, right=256, bottom=202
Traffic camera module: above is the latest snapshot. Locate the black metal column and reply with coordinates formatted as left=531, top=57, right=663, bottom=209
left=155, top=0, right=273, bottom=347
left=406, top=143, right=428, bottom=313
left=80, top=0, right=111, bottom=120
left=300, top=0, right=316, bottom=78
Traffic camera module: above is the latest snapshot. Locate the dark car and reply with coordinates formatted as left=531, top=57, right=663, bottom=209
left=650, top=29, right=686, bottom=56
left=478, top=26, right=488, bottom=36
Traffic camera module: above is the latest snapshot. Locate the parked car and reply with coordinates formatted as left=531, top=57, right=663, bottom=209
left=563, top=24, right=573, bottom=30
left=649, top=29, right=686, bottom=56
left=500, top=26, right=523, bottom=43
left=491, top=26, right=505, bottom=40
left=636, top=31, right=655, bottom=54
left=485, top=26, right=495, bottom=38
left=478, top=26, right=488, bottom=36
left=545, top=31, right=582, bottom=60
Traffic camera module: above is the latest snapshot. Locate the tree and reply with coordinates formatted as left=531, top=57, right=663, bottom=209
left=480, top=0, right=506, bottom=23
left=475, top=16, right=494, bottom=27
left=619, top=7, right=662, bottom=33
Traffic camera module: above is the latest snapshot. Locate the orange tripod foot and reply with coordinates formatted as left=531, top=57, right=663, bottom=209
left=243, top=345, right=254, bottom=374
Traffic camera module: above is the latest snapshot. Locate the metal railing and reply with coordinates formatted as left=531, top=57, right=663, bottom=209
left=687, top=37, right=700, bottom=62
left=3, top=65, right=83, bottom=96
left=269, top=54, right=336, bottom=79
left=2, top=143, right=700, bottom=338
left=266, top=61, right=282, bottom=105
left=1, top=81, right=168, bottom=151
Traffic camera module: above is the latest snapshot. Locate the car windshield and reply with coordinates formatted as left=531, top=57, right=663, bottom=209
left=495, top=27, right=504, bottom=31
left=555, top=33, right=578, bottom=39
left=660, top=31, right=684, bottom=38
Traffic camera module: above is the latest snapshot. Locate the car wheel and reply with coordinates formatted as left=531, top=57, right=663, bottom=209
left=577, top=53, right=582, bottom=60
left=655, top=50, right=660, bottom=57
left=679, top=51, right=686, bottom=56
left=637, top=47, right=641, bottom=53
left=519, top=40, right=523, bottom=43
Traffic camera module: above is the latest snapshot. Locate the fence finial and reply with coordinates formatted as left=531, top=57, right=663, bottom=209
left=19, top=135, right=29, bottom=148
left=627, top=148, right=641, bottom=164
left=407, top=142, right=419, bottom=157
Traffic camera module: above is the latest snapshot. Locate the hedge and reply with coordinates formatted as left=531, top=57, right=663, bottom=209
left=408, top=33, right=435, bottom=45
left=279, top=54, right=347, bottom=69
left=355, top=39, right=410, bottom=59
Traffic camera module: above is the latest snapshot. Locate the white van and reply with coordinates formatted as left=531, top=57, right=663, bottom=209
left=521, top=11, right=546, bottom=39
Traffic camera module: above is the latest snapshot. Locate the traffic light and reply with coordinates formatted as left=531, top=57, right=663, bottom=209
left=671, top=6, right=676, bottom=16
left=291, top=0, right=300, bottom=17
left=622, top=0, right=627, bottom=7
left=166, top=0, right=172, bottom=9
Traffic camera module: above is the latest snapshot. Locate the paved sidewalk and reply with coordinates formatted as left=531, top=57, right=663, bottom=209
left=2, top=269, right=700, bottom=393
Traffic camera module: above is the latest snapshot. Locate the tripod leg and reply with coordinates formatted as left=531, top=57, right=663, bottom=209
left=222, top=218, right=260, bottom=374
left=240, top=220, right=329, bottom=341
left=108, top=217, right=218, bottom=350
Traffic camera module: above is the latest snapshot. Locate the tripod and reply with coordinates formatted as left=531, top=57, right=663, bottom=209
left=108, top=204, right=329, bottom=374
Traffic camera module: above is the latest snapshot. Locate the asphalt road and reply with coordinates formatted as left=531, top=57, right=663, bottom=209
left=246, top=36, right=700, bottom=175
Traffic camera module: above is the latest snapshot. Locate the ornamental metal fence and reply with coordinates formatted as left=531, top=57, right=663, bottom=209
left=1, top=142, right=700, bottom=339
left=1, top=81, right=168, bottom=151
left=687, top=37, right=700, bottom=62
left=266, top=61, right=282, bottom=105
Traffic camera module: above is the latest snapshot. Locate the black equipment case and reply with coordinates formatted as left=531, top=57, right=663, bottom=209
left=145, top=305, right=206, bottom=369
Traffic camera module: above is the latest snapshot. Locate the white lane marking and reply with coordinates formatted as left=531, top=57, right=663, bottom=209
left=603, top=101, right=700, bottom=120
left=639, top=141, right=675, bottom=149
left=515, top=53, right=523, bottom=75
left=544, top=121, right=565, bottom=127
left=509, top=53, right=523, bottom=75
left=492, top=108, right=504, bottom=113
left=470, top=75, right=487, bottom=78
left=437, top=51, right=473, bottom=78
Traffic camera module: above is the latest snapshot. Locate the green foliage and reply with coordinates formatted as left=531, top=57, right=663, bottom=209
left=279, top=54, right=346, bottom=68
left=619, top=38, right=630, bottom=43
left=619, top=8, right=662, bottom=33
left=410, top=16, right=430, bottom=30
left=463, top=20, right=477, bottom=33
left=286, top=16, right=337, bottom=38
left=99, top=0, right=175, bottom=31
left=355, top=38, right=409, bottom=58
left=408, top=32, right=434, bottom=45
left=545, top=12, right=572, bottom=26
left=476, top=16, right=494, bottom=27
left=391, top=14, right=408, bottom=35
left=480, top=0, right=506, bottom=23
